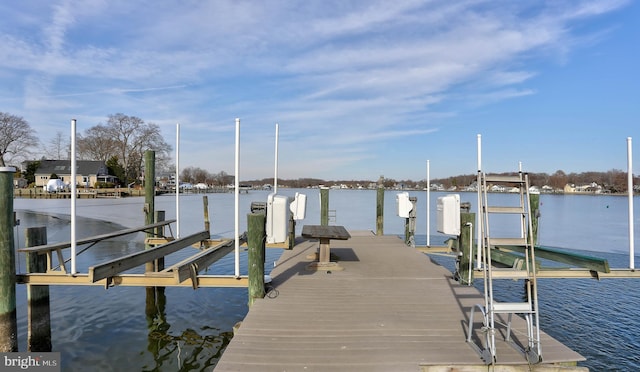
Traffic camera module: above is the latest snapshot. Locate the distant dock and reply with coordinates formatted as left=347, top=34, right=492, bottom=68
left=215, top=232, right=585, bottom=371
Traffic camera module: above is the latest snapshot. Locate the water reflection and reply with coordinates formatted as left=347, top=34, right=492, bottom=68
left=143, top=287, right=234, bottom=371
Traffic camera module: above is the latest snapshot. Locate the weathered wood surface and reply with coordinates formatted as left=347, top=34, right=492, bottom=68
left=301, top=225, right=351, bottom=240
left=88, top=230, right=209, bottom=282
left=215, top=233, right=584, bottom=371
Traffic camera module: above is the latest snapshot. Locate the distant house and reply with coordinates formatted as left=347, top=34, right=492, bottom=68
left=564, top=182, right=602, bottom=194
left=29, top=160, right=118, bottom=188
left=13, top=177, right=28, bottom=188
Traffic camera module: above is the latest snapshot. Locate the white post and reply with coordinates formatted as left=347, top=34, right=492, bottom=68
left=176, top=123, right=180, bottom=238
left=274, top=123, right=279, bottom=194
left=70, top=119, right=77, bottom=274
left=628, top=137, right=635, bottom=270
left=234, top=118, right=241, bottom=277
left=519, top=161, right=524, bottom=238
left=476, top=134, right=482, bottom=269
left=426, top=160, right=430, bottom=247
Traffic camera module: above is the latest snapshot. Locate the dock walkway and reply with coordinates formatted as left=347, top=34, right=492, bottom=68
left=215, top=232, right=584, bottom=371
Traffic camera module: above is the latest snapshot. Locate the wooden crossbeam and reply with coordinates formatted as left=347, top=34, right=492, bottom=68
left=164, top=239, right=236, bottom=283
left=19, top=220, right=177, bottom=254
left=88, top=230, right=209, bottom=283
left=16, top=273, right=248, bottom=287
left=473, top=268, right=639, bottom=279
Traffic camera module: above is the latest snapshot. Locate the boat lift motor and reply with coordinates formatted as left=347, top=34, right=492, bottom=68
left=289, top=192, right=307, bottom=220
left=437, top=194, right=461, bottom=236
left=266, top=193, right=290, bottom=244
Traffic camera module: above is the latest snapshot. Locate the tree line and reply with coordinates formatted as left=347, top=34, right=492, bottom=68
left=434, top=170, right=635, bottom=193
left=240, top=170, right=637, bottom=194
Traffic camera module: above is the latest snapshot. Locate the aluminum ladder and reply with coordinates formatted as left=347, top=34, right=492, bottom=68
left=468, top=171, right=542, bottom=364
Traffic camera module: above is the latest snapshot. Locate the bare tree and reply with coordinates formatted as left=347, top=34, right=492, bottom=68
left=43, top=131, right=70, bottom=160
left=0, top=112, right=39, bottom=167
left=181, top=167, right=195, bottom=183
left=78, top=113, right=172, bottom=185
left=105, top=114, right=171, bottom=184
left=77, top=125, right=116, bottom=162
left=192, top=167, right=210, bottom=184
left=549, top=170, right=568, bottom=190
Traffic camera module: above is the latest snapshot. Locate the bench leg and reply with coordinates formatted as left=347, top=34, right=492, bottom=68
left=318, top=238, right=330, bottom=263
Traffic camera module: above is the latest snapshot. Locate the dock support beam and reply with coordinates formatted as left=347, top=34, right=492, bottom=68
left=25, top=227, right=52, bottom=351
left=154, top=210, right=165, bottom=271
left=404, top=197, right=417, bottom=246
left=529, top=192, right=540, bottom=246
left=376, top=186, right=384, bottom=236
left=0, top=166, right=18, bottom=352
left=247, top=213, right=266, bottom=307
left=320, top=188, right=329, bottom=226
left=203, top=195, right=210, bottom=235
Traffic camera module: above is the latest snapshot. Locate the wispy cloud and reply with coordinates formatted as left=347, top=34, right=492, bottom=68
left=0, top=0, right=632, bottom=179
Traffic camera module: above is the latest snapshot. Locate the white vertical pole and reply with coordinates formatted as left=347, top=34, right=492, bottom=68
left=176, top=123, right=180, bottom=238
left=234, top=118, right=241, bottom=277
left=426, top=160, right=430, bottom=247
left=628, top=137, right=634, bottom=270
left=476, top=134, right=482, bottom=269
left=519, top=161, right=524, bottom=238
left=70, top=119, right=77, bottom=275
left=274, top=123, right=279, bottom=194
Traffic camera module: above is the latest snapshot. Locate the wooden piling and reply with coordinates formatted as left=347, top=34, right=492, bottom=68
left=154, top=210, right=165, bottom=271
left=144, top=150, right=155, bottom=273
left=25, top=227, right=52, bottom=351
left=529, top=192, right=540, bottom=246
left=320, top=188, right=329, bottom=226
left=203, top=195, right=210, bottom=234
left=0, top=167, right=18, bottom=352
left=145, top=283, right=167, bottom=359
left=376, top=187, right=384, bottom=235
left=247, top=213, right=266, bottom=307
left=404, top=196, right=417, bottom=246
left=288, top=215, right=295, bottom=250
left=458, top=212, right=475, bottom=285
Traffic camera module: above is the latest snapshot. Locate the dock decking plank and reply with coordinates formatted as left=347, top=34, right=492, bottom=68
left=215, top=234, right=584, bottom=371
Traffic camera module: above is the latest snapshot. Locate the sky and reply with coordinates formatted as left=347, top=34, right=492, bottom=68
left=1, top=0, right=638, bottom=182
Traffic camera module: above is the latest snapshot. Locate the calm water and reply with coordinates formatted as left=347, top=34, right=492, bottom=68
left=11, top=189, right=640, bottom=371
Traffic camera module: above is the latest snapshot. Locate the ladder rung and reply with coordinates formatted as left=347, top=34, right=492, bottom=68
left=492, top=302, right=533, bottom=313
left=490, top=269, right=530, bottom=279
left=486, top=206, right=524, bottom=214
left=488, top=237, right=527, bottom=246
left=484, top=175, right=524, bottom=184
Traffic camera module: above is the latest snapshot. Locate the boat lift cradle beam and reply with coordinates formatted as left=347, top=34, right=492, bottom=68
left=88, top=230, right=210, bottom=284
left=17, top=233, right=248, bottom=288
left=496, top=244, right=610, bottom=273
left=18, top=220, right=177, bottom=254
left=17, top=220, right=177, bottom=273
left=161, top=234, right=246, bottom=287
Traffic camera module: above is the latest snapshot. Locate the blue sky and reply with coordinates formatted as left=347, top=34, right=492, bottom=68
left=1, top=0, right=638, bottom=181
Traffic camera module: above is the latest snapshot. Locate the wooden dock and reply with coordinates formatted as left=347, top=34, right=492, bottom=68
left=215, top=231, right=585, bottom=371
